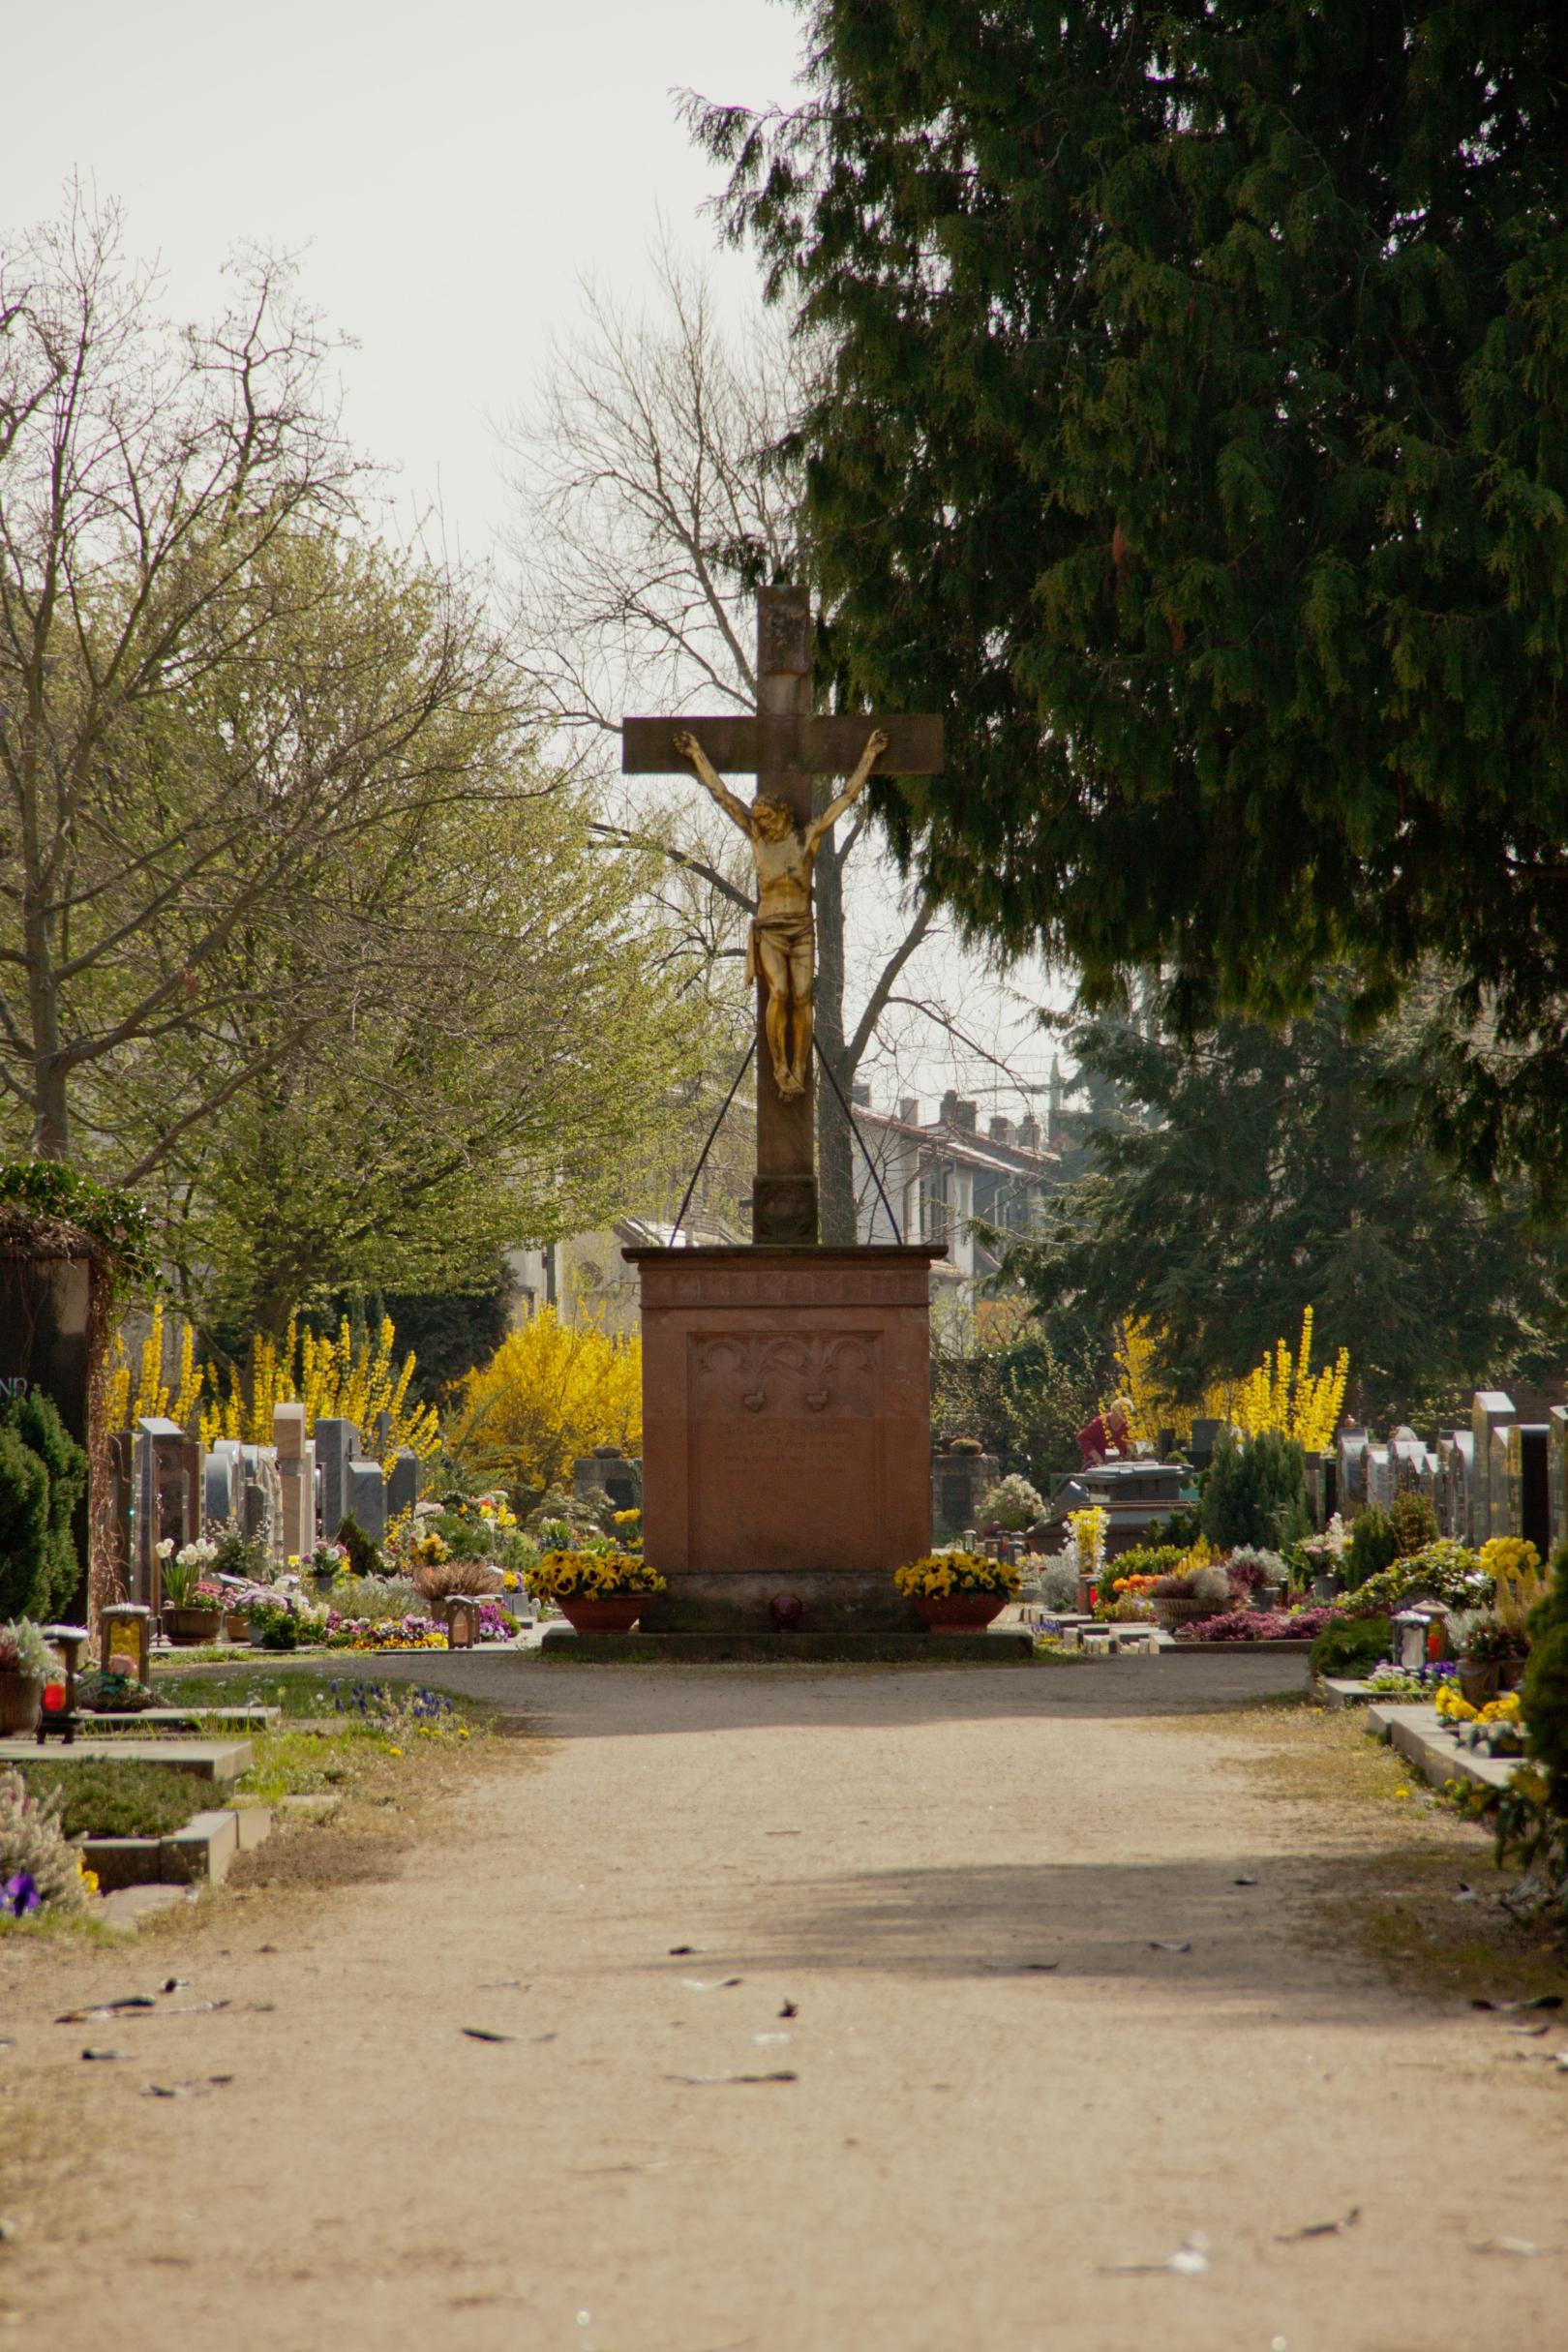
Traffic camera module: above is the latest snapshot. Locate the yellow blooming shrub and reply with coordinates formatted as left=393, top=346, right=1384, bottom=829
left=1116, top=1309, right=1348, bottom=1452
left=199, top=1314, right=438, bottom=1467
left=893, top=1551, right=1021, bottom=1600
left=446, top=1310, right=641, bottom=1496
left=106, top=1302, right=203, bottom=1432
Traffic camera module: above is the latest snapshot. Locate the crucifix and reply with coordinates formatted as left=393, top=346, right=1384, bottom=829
left=622, top=585, right=944, bottom=1247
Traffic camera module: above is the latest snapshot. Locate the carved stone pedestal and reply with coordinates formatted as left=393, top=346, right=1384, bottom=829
left=624, top=1246, right=945, bottom=1636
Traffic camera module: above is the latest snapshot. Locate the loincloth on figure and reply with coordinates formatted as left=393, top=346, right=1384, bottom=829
left=745, top=909, right=815, bottom=988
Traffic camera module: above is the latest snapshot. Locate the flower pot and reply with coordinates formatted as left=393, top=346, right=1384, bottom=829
left=1458, top=1657, right=1500, bottom=1707
left=1153, top=1597, right=1212, bottom=1632
left=163, top=1607, right=222, bottom=1647
left=911, top=1590, right=1007, bottom=1634
left=0, top=1668, right=42, bottom=1735
left=224, top=1612, right=251, bottom=1643
left=558, top=1595, right=645, bottom=1636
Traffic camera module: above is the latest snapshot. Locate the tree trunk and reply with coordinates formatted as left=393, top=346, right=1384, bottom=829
left=813, top=815, right=858, bottom=1246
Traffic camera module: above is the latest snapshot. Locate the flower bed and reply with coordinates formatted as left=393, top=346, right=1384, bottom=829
left=1175, top=1606, right=1342, bottom=1643
left=323, top=1613, right=448, bottom=1652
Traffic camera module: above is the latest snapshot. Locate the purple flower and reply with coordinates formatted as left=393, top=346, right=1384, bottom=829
left=3, top=1871, right=41, bottom=1917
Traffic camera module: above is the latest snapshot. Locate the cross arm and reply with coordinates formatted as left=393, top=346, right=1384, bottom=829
left=621, top=713, right=944, bottom=777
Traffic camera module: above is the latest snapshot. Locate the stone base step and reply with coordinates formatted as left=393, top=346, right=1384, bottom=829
left=539, top=1626, right=1038, bottom=1664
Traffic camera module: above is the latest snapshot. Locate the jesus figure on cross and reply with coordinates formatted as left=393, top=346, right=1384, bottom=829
left=672, top=725, right=889, bottom=1101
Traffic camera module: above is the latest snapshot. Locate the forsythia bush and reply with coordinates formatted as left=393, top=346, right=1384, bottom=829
left=199, top=1314, right=439, bottom=1465
left=446, top=1311, right=641, bottom=1496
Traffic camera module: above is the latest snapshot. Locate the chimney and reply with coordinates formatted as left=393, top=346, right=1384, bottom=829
left=1018, top=1114, right=1041, bottom=1151
left=948, top=1096, right=978, bottom=1133
left=989, top=1114, right=1012, bottom=1145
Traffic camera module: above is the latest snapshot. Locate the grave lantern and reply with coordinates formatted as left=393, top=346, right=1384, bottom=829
left=444, top=1595, right=479, bottom=1650
left=99, top=1603, right=153, bottom=1686
left=1391, top=1609, right=1433, bottom=1675
left=35, top=1625, right=88, bottom=1746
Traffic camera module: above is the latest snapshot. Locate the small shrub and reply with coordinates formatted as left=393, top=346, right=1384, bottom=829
left=324, top=1574, right=422, bottom=1622
left=0, top=1766, right=89, bottom=1916
left=1388, top=1490, right=1440, bottom=1557
left=977, top=1473, right=1045, bottom=1531
left=1033, top=1555, right=1079, bottom=1610
left=335, top=1516, right=382, bottom=1579
left=1200, top=1429, right=1309, bottom=1551
left=16, top=1760, right=206, bottom=1839
left=1309, top=1613, right=1392, bottom=1679
left=411, top=1558, right=503, bottom=1606
left=1346, top=1506, right=1399, bottom=1588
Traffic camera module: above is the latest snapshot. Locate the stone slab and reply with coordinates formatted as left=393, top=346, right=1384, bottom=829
left=1364, top=1702, right=1523, bottom=1793
left=0, top=1736, right=252, bottom=1780
left=82, top=1805, right=272, bottom=1889
left=1321, top=1678, right=1378, bottom=1708
left=538, top=1625, right=1038, bottom=1664
left=98, top=1883, right=194, bottom=1932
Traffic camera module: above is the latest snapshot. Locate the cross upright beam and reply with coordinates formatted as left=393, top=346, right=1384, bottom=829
left=621, top=584, right=943, bottom=1248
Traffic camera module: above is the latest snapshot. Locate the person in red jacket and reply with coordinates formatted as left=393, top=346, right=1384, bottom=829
left=1076, top=1398, right=1132, bottom=1468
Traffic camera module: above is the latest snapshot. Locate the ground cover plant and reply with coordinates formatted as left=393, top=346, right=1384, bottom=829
left=13, top=1759, right=208, bottom=1839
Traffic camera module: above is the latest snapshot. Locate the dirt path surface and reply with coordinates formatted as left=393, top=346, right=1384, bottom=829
left=5, top=1652, right=1565, bottom=2352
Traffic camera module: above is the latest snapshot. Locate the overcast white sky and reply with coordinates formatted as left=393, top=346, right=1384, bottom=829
left=4, top=0, right=1066, bottom=1126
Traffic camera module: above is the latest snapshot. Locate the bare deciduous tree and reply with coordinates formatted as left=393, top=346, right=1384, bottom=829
left=501, top=245, right=946, bottom=1243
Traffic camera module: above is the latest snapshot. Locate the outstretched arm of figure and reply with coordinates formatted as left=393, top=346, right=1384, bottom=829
left=672, top=730, right=755, bottom=834
left=803, top=728, right=890, bottom=853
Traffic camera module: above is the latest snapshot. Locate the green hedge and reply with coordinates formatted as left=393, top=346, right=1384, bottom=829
left=0, top=1391, right=87, bottom=1621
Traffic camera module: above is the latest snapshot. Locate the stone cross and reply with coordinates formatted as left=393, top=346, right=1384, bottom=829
left=622, top=584, right=943, bottom=1245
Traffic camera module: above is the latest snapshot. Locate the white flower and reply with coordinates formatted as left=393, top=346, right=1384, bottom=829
left=156, top=1537, right=175, bottom=1560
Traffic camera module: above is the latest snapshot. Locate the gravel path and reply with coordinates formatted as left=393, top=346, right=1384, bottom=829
left=3, top=1651, right=1564, bottom=2351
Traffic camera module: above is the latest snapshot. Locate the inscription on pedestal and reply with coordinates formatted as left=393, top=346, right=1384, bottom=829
left=689, top=1328, right=880, bottom=1574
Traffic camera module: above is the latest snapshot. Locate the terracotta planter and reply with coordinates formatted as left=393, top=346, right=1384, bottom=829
left=0, top=1669, right=43, bottom=1735
left=164, top=1607, right=222, bottom=1647
left=558, top=1594, right=645, bottom=1636
left=1458, top=1657, right=1500, bottom=1707
left=1153, top=1596, right=1211, bottom=1632
left=911, top=1590, right=1007, bottom=1634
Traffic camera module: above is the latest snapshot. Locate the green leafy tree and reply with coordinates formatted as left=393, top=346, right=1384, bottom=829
left=998, top=985, right=1568, bottom=1422
left=695, top=6, right=1568, bottom=1192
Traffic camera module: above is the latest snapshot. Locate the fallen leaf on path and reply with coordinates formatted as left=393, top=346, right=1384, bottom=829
left=680, top=1977, right=742, bottom=1992
left=778, top=2001, right=798, bottom=2019
left=667, top=1945, right=697, bottom=1956
left=665, top=2071, right=798, bottom=2087
left=460, top=2028, right=517, bottom=2043
left=160, top=1976, right=188, bottom=1991
left=1149, top=1942, right=1192, bottom=1955
left=1101, top=2234, right=1210, bottom=2277
left=166, top=1999, right=231, bottom=2016
left=141, top=2075, right=234, bottom=2100
left=56, top=1996, right=156, bottom=2022
left=1277, top=2208, right=1360, bottom=2243
left=478, top=1978, right=522, bottom=1989
left=1470, top=1993, right=1562, bottom=2012
left=80, top=2048, right=130, bottom=2062
left=1232, top=1876, right=1259, bottom=1886
left=751, top=2032, right=791, bottom=2047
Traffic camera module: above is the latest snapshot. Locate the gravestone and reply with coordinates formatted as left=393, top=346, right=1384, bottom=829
left=1338, top=1427, right=1369, bottom=1515
left=272, top=1402, right=313, bottom=1562
left=1188, top=1418, right=1221, bottom=1471
left=1505, top=1424, right=1551, bottom=1557
left=239, top=1445, right=285, bottom=1569
left=1366, top=1443, right=1393, bottom=1514
left=1471, top=1391, right=1516, bottom=1546
left=316, top=1418, right=358, bottom=1542
left=203, top=1440, right=243, bottom=1529
left=1438, top=1431, right=1475, bottom=1543
left=572, top=1444, right=638, bottom=1514
left=1549, top=1408, right=1568, bottom=1555
left=930, top=1442, right=999, bottom=1538
left=347, top=1458, right=387, bottom=1543
left=386, top=1448, right=420, bottom=1523
left=134, top=1417, right=192, bottom=1610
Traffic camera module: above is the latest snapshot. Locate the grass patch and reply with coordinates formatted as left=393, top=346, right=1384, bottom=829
left=151, top=1663, right=493, bottom=1722
left=13, top=1758, right=209, bottom=1838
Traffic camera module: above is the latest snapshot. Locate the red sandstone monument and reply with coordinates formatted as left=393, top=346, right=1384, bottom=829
left=620, top=586, right=946, bottom=1635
